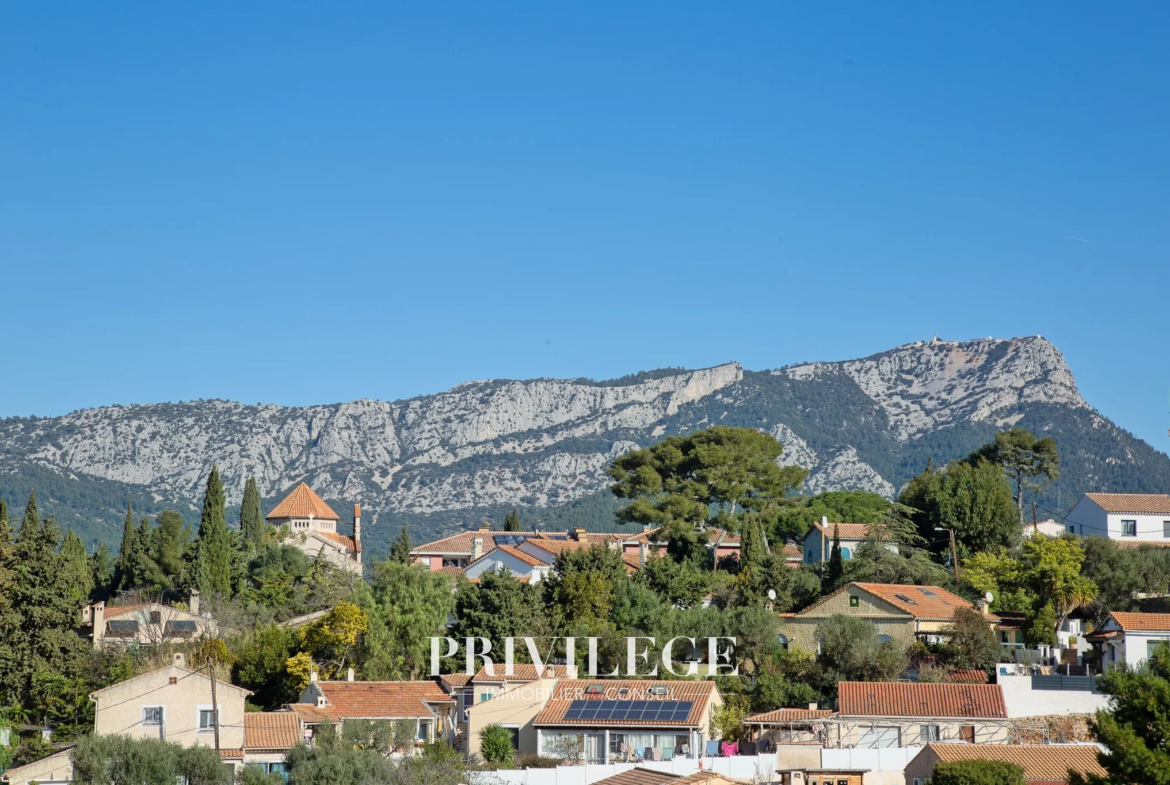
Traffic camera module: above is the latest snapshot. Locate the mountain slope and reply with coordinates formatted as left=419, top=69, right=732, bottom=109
left=2, top=336, right=1166, bottom=555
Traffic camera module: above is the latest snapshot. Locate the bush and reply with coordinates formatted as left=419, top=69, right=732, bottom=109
left=479, top=724, right=515, bottom=767
left=929, top=759, right=1026, bottom=785
left=514, top=754, right=562, bottom=769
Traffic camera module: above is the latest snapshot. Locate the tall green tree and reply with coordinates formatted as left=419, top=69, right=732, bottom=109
left=355, top=561, right=455, bottom=680
left=969, top=427, right=1060, bottom=525
left=503, top=506, right=521, bottom=532
left=114, top=500, right=139, bottom=590
left=0, top=496, right=17, bottom=701
left=240, top=476, right=265, bottom=548
left=60, top=530, right=94, bottom=606
left=900, top=458, right=1020, bottom=558
left=1071, top=645, right=1170, bottom=785
left=195, top=466, right=233, bottom=597
left=825, top=523, right=844, bottom=590
left=815, top=614, right=907, bottom=694
left=154, top=510, right=188, bottom=580
left=89, top=541, right=114, bottom=600
left=390, top=524, right=412, bottom=565
left=609, top=426, right=807, bottom=563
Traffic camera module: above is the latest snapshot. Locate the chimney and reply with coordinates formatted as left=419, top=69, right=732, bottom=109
left=478, top=525, right=491, bottom=533
left=92, top=602, right=106, bottom=649
left=639, top=542, right=648, bottom=569
left=980, top=597, right=991, bottom=615
left=316, top=693, right=326, bottom=709
left=346, top=667, right=355, bottom=682
left=173, top=652, right=187, bottom=669
left=607, top=538, right=620, bottom=551
left=471, top=538, right=484, bottom=562
left=189, top=589, right=200, bottom=618
left=352, top=504, right=362, bottom=559
left=310, top=670, right=319, bottom=684
left=808, top=702, right=818, bottom=711
left=573, top=528, right=587, bottom=542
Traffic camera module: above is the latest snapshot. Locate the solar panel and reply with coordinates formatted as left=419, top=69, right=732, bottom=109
left=107, top=620, right=139, bottom=633
left=495, top=535, right=528, bottom=546
left=564, top=699, right=695, bottom=724
left=166, top=620, right=198, bottom=632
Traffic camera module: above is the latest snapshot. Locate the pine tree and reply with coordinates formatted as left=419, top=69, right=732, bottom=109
left=0, top=496, right=17, bottom=702
left=825, top=522, right=845, bottom=590
left=60, top=529, right=95, bottom=605
left=4, top=491, right=88, bottom=704
left=503, top=506, right=521, bottom=532
left=390, top=524, right=413, bottom=564
left=195, top=466, right=233, bottom=597
left=154, top=510, right=187, bottom=580
left=240, top=476, right=265, bottom=548
left=89, top=541, right=114, bottom=600
left=115, top=500, right=138, bottom=590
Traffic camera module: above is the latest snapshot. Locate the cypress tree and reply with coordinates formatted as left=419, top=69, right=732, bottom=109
left=155, top=510, right=187, bottom=579
left=195, top=466, right=233, bottom=597
left=826, top=522, right=845, bottom=590
left=0, top=496, right=17, bottom=702
left=61, top=529, right=95, bottom=605
left=503, top=506, right=521, bottom=532
left=390, top=524, right=413, bottom=564
left=89, top=541, right=114, bottom=600
left=115, top=500, right=138, bottom=590
left=240, top=476, right=265, bottom=548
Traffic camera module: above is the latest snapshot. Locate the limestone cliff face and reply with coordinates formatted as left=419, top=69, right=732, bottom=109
left=3, top=336, right=1161, bottom=542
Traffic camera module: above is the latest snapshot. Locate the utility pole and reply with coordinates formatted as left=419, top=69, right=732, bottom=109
left=208, top=662, right=220, bottom=754
left=935, top=527, right=959, bottom=581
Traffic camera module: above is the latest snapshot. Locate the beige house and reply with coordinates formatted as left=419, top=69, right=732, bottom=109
left=289, top=678, right=456, bottom=753
left=780, top=583, right=999, bottom=653
left=742, top=707, right=835, bottom=746
left=0, top=747, right=74, bottom=785
left=826, top=682, right=1011, bottom=748
left=91, top=655, right=250, bottom=751
left=240, top=712, right=302, bottom=778
left=267, top=483, right=363, bottom=575
left=81, top=590, right=225, bottom=649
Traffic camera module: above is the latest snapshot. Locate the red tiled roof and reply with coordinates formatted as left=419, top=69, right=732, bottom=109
left=300, top=681, right=453, bottom=722
left=810, top=521, right=871, bottom=539
left=947, top=669, right=990, bottom=684
left=838, top=682, right=1007, bottom=719
left=491, top=544, right=548, bottom=567
left=533, top=680, right=716, bottom=728
left=1115, top=540, right=1170, bottom=550
left=267, top=483, right=340, bottom=520
left=312, top=530, right=358, bottom=552
left=245, top=712, right=301, bottom=749
left=919, top=743, right=1106, bottom=781
left=743, top=708, right=835, bottom=724
left=590, top=770, right=681, bottom=785
left=440, top=673, right=472, bottom=687
left=1106, top=611, right=1170, bottom=631
left=472, top=664, right=569, bottom=682
left=854, top=583, right=996, bottom=621
left=1084, top=492, right=1170, bottom=515
left=218, top=749, right=244, bottom=759
left=102, top=603, right=152, bottom=620
left=781, top=544, right=802, bottom=560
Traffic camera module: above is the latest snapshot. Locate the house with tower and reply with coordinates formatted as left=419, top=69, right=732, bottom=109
left=266, top=482, right=363, bottom=575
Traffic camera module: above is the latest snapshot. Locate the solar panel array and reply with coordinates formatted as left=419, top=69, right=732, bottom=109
left=563, top=699, right=694, bottom=723
left=494, top=535, right=528, bottom=546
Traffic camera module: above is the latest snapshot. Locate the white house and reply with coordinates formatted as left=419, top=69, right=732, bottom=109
left=463, top=545, right=553, bottom=583
left=1065, top=493, right=1170, bottom=544
left=1086, top=611, right=1170, bottom=670
left=1022, top=519, right=1068, bottom=539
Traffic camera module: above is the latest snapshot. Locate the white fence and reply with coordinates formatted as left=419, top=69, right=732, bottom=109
left=471, top=754, right=778, bottom=784
left=821, top=747, right=922, bottom=772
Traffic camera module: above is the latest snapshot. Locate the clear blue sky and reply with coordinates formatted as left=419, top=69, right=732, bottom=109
left=3, top=3, right=1169, bottom=451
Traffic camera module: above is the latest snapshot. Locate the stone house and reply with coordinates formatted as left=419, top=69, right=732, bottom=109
left=266, top=483, right=363, bottom=575
left=80, top=590, right=224, bottom=649
left=779, top=582, right=999, bottom=653
left=826, top=682, right=1012, bottom=748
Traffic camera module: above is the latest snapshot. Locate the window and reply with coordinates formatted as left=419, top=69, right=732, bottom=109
left=914, top=779, right=926, bottom=785
left=417, top=720, right=430, bottom=742
left=919, top=724, right=940, bottom=742
left=461, top=688, right=473, bottom=721
left=1068, top=525, right=1075, bottom=533
left=1122, top=520, right=1137, bottom=537
left=840, top=547, right=850, bottom=560
left=1164, top=521, right=1170, bottom=538
left=142, top=706, right=164, bottom=726
left=777, top=634, right=788, bottom=649
left=877, top=634, right=891, bottom=644
left=895, top=593, right=916, bottom=604
left=585, top=684, right=605, bottom=695
left=149, top=611, right=162, bottom=624
left=918, top=588, right=937, bottom=597
left=849, top=595, right=859, bottom=608
left=480, top=692, right=493, bottom=703
left=1147, top=640, right=1170, bottom=658
left=197, top=707, right=218, bottom=732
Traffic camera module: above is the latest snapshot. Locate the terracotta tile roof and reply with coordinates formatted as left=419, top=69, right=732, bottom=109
left=1105, top=611, right=1170, bottom=631
left=1115, top=540, right=1170, bottom=549
left=102, top=603, right=152, bottom=620
left=672, top=774, right=752, bottom=785
left=1084, top=492, right=1170, bottom=515
left=245, top=712, right=301, bottom=749
left=810, top=521, right=872, bottom=539
left=854, top=583, right=996, bottom=621
left=437, top=565, right=465, bottom=579
left=947, top=669, right=991, bottom=684
left=919, top=743, right=1106, bottom=781
left=440, top=673, right=472, bottom=687
left=288, top=703, right=333, bottom=723
left=302, top=681, right=453, bottom=721
left=591, top=769, right=681, bottom=785
left=266, top=483, right=340, bottom=520
left=533, top=680, right=716, bottom=727
left=781, top=544, right=802, bottom=560
left=472, top=664, right=570, bottom=682
left=312, top=530, right=358, bottom=552
left=743, top=708, right=835, bottom=724
left=838, top=682, right=1007, bottom=718
left=489, top=544, right=548, bottom=568
left=218, top=749, right=245, bottom=760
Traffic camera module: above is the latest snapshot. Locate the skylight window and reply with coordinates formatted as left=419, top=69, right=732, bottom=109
left=895, top=593, right=917, bottom=604
left=918, top=589, right=937, bottom=597
left=584, top=685, right=604, bottom=695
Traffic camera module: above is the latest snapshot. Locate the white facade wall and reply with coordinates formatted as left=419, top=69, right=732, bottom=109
left=1065, top=498, right=1170, bottom=542
left=464, top=551, right=547, bottom=582
left=995, top=674, right=1110, bottom=718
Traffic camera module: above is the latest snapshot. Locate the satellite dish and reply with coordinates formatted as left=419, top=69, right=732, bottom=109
left=984, top=592, right=994, bottom=603
left=767, top=589, right=777, bottom=600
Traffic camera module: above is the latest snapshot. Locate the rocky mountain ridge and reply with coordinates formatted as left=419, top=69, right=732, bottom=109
left=2, top=336, right=1167, bottom=551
